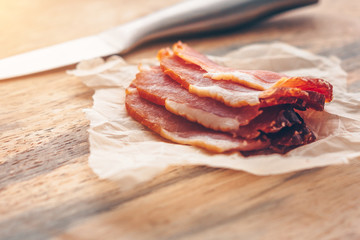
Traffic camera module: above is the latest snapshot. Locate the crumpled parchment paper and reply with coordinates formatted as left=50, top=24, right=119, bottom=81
left=68, top=42, right=360, bottom=187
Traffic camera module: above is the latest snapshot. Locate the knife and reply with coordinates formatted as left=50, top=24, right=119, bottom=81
left=0, top=0, right=318, bottom=80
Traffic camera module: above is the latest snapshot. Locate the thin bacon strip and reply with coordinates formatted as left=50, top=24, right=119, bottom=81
left=272, top=77, right=332, bottom=103
left=173, top=42, right=284, bottom=90
left=173, top=41, right=333, bottom=102
left=125, top=86, right=270, bottom=153
left=260, top=88, right=325, bottom=111
left=134, top=66, right=261, bottom=132
left=172, top=42, right=229, bottom=73
left=159, top=49, right=325, bottom=110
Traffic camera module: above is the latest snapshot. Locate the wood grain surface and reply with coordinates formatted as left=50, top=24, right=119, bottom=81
left=1, top=0, right=360, bottom=239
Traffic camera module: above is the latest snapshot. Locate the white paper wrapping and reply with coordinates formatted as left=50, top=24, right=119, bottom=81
left=68, top=42, right=360, bottom=187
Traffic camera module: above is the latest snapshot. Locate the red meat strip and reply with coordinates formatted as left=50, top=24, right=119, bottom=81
left=260, top=87, right=325, bottom=111
left=173, top=41, right=283, bottom=90
left=125, top=86, right=270, bottom=153
left=172, top=41, right=333, bottom=102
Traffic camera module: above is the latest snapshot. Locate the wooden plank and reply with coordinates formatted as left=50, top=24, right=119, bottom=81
left=0, top=0, right=359, bottom=239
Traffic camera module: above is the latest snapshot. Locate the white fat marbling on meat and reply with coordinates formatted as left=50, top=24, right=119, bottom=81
left=204, top=71, right=265, bottom=91
left=165, top=100, right=240, bottom=132
left=160, top=129, right=246, bottom=153
left=188, top=84, right=260, bottom=107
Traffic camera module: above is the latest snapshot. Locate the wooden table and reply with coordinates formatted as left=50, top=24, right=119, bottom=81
left=1, top=0, right=360, bottom=239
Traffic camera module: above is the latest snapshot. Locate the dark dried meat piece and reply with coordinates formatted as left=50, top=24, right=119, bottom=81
left=268, top=123, right=316, bottom=153
left=236, top=105, right=303, bottom=139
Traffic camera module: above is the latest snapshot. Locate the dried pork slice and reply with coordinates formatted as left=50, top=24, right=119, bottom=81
left=173, top=41, right=333, bottom=102
left=173, top=41, right=284, bottom=90
left=133, top=66, right=261, bottom=132
left=158, top=49, right=262, bottom=107
left=159, top=49, right=325, bottom=110
left=259, top=88, right=326, bottom=111
left=272, top=77, right=333, bottom=103
left=125, top=86, right=270, bottom=153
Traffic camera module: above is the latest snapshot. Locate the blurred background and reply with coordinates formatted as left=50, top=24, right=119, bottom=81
left=1, top=0, right=359, bottom=86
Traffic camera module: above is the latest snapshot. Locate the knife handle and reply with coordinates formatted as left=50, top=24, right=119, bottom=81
left=101, top=0, right=318, bottom=53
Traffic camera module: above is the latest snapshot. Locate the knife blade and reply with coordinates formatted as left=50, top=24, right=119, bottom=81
left=0, top=0, right=318, bottom=80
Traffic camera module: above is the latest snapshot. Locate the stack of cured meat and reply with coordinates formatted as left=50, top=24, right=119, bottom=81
left=125, top=42, right=333, bottom=154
